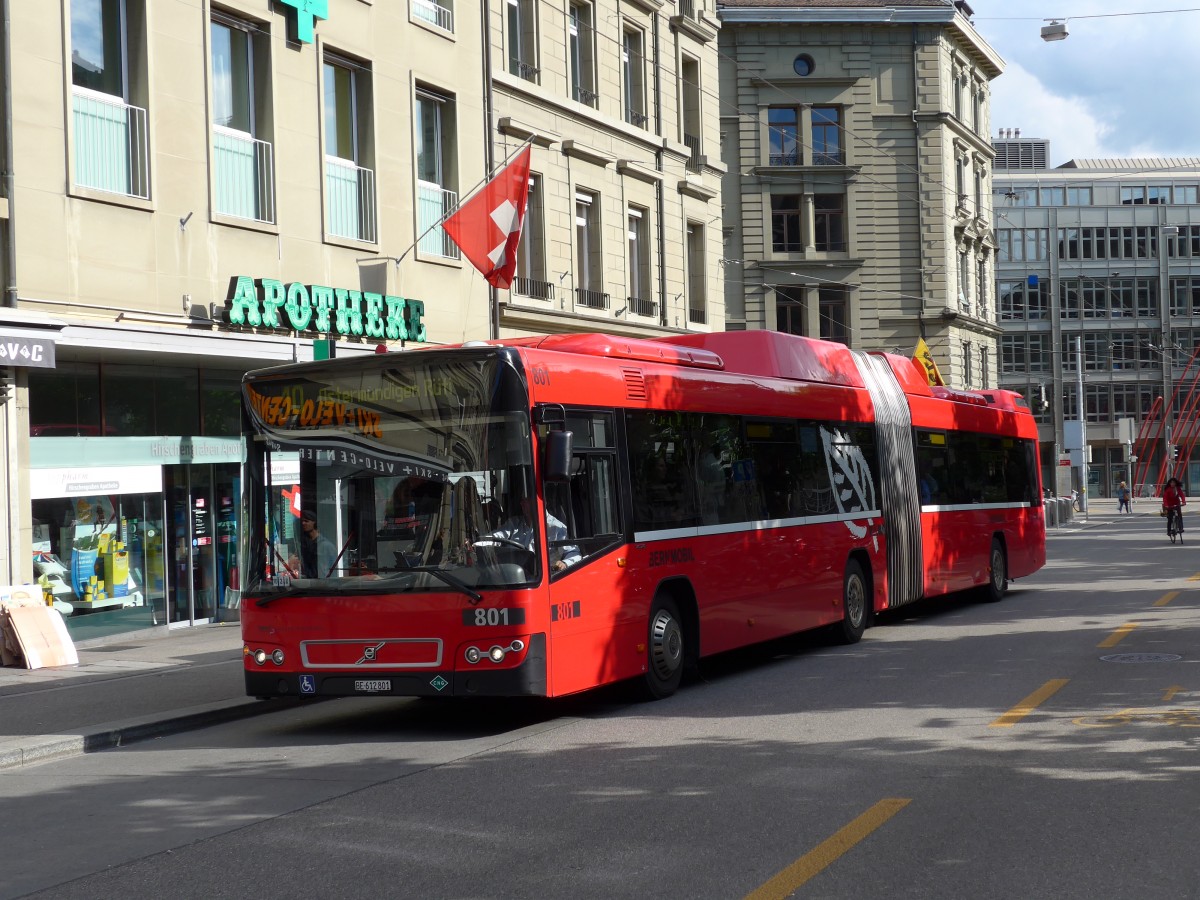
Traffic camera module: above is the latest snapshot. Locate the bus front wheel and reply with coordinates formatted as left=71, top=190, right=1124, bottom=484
left=641, top=596, right=685, bottom=700
left=834, top=560, right=868, bottom=645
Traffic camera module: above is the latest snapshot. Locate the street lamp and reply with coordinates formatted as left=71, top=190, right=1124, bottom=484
left=1041, top=20, right=1069, bottom=41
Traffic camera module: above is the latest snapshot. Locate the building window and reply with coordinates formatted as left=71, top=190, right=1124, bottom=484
left=955, top=156, right=967, bottom=207
left=415, top=87, right=458, bottom=258
left=767, top=108, right=798, bottom=165
left=70, top=0, right=150, bottom=198
left=775, top=286, right=805, bottom=335
left=958, top=250, right=971, bottom=312
left=323, top=55, right=376, bottom=243
left=980, top=346, right=989, bottom=389
left=976, top=258, right=988, bottom=318
left=687, top=223, right=706, bottom=324
left=622, top=27, right=648, bottom=128
left=771, top=194, right=802, bottom=252
left=412, top=0, right=454, bottom=32
left=513, top=173, right=551, bottom=300
left=813, top=194, right=846, bottom=251
left=507, top=0, right=539, bottom=82
left=973, top=87, right=984, bottom=136
left=811, top=107, right=843, bottom=165
left=819, top=286, right=848, bottom=344
left=1066, top=186, right=1092, bottom=205
left=569, top=2, right=597, bottom=107
left=575, top=190, right=606, bottom=307
left=997, top=228, right=1048, bottom=261
left=974, top=167, right=983, bottom=215
left=1040, top=186, right=1065, bottom=206
left=792, top=54, right=814, bottom=76
left=962, top=340, right=974, bottom=387
left=681, top=55, right=702, bottom=171
left=211, top=14, right=274, bottom=223
left=998, top=281, right=1050, bottom=321
left=953, top=70, right=963, bottom=119
left=1175, top=185, right=1199, bottom=204
left=627, top=206, right=654, bottom=316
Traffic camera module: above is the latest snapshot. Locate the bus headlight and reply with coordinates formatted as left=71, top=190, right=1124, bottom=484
left=489, top=645, right=506, bottom=663
left=271, top=649, right=285, bottom=665
left=465, top=647, right=481, bottom=664
left=253, top=649, right=268, bottom=665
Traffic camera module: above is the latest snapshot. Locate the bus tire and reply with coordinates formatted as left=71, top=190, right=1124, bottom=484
left=835, top=559, right=868, bottom=645
left=983, top=538, right=1008, bottom=602
left=641, top=596, right=685, bottom=700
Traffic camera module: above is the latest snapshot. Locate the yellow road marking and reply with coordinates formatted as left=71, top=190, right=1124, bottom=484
left=1164, top=686, right=1183, bottom=702
left=1098, top=622, right=1138, bottom=648
left=745, top=798, right=911, bottom=900
left=989, top=678, right=1069, bottom=728
left=1155, top=591, right=1179, bottom=607
left=1187, top=573, right=1200, bottom=582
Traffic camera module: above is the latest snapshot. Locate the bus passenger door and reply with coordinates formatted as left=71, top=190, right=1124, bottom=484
left=545, top=411, right=631, bottom=696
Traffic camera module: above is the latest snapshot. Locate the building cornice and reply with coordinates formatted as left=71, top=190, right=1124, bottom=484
left=718, top=7, right=1004, bottom=77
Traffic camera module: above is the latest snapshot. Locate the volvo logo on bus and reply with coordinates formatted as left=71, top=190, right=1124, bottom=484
left=358, top=642, right=386, bottom=664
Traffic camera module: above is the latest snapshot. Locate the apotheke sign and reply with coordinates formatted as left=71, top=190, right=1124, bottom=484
left=225, top=276, right=427, bottom=342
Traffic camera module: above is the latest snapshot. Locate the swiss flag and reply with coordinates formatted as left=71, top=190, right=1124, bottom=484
left=442, top=146, right=533, bottom=290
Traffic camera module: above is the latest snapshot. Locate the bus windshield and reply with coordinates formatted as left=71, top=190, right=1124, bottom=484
left=242, top=350, right=542, bottom=597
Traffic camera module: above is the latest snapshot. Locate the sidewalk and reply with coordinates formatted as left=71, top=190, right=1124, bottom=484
left=0, top=621, right=294, bottom=770
left=1048, top=495, right=1148, bottom=532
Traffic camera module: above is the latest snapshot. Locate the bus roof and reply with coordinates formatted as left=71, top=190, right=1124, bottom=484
left=497, top=331, right=867, bottom=389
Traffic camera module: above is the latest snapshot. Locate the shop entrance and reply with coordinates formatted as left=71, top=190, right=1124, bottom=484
left=166, top=463, right=240, bottom=626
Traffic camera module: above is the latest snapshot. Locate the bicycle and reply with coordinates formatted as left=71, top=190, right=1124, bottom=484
left=1071, top=490, right=1083, bottom=513
left=1165, top=506, right=1184, bottom=544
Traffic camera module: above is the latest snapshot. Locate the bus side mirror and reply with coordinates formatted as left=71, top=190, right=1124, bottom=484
left=544, top=430, right=574, bottom=482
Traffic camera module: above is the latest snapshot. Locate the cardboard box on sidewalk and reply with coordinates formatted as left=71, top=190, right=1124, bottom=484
left=0, top=584, right=78, bottom=669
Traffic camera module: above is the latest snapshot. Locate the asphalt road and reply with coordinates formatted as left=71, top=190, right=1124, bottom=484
left=4, top=512, right=1199, bottom=899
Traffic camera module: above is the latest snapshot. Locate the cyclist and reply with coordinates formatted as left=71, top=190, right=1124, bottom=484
left=1162, top=477, right=1186, bottom=538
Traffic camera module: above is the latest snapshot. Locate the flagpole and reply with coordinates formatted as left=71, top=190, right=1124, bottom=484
left=388, top=136, right=538, bottom=271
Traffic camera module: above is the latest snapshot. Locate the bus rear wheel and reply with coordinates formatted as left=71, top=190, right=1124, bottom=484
left=834, top=559, right=868, bottom=645
left=641, top=596, right=685, bottom=700
left=983, top=538, right=1008, bottom=602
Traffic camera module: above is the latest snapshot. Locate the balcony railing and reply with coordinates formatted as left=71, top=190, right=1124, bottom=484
left=769, top=151, right=799, bottom=166
left=72, top=87, right=150, bottom=199
left=513, top=277, right=555, bottom=300
left=412, top=0, right=453, bottom=31
left=574, top=85, right=599, bottom=107
left=510, top=59, right=540, bottom=82
left=418, top=181, right=460, bottom=258
left=812, top=149, right=845, bottom=166
left=626, top=109, right=649, bottom=129
left=213, top=126, right=275, bottom=224
left=629, top=295, right=658, bottom=318
left=689, top=305, right=707, bottom=324
left=576, top=287, right=610, bottom=309
left=679, top=0, right=697, bottom=17
left=326, top=156, right=377, bottom=243
left=684, top=132, right=702, bottom=172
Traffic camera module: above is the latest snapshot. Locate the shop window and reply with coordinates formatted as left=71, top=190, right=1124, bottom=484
left=28, top=362, right=102, bottom=436
left=201, top=370, right=244, bottom=436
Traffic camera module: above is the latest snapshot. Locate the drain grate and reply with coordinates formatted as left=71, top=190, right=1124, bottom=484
left=1101, top=653, right=1183, bottom=663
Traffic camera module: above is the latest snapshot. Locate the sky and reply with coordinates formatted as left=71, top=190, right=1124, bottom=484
left=969, top=2, right=1200, bottom=166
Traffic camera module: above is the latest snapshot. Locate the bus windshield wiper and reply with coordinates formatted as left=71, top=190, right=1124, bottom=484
left=255, top=586, right=311, bottom=607
left=402, top=566, right=483, bottom=603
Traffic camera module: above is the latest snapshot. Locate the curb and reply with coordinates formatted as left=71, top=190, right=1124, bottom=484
left=0, top=696, right=302, bottom=770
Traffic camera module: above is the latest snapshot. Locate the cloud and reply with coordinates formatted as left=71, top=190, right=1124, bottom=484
left=990, top=62, right=1114, bottom=165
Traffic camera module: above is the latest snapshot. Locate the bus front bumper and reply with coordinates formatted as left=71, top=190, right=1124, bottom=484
left=244, top=633, right=547, bottom=699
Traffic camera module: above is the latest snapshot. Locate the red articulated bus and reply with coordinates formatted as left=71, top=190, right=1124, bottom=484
left=239, top=330, right=1045, bottom=701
